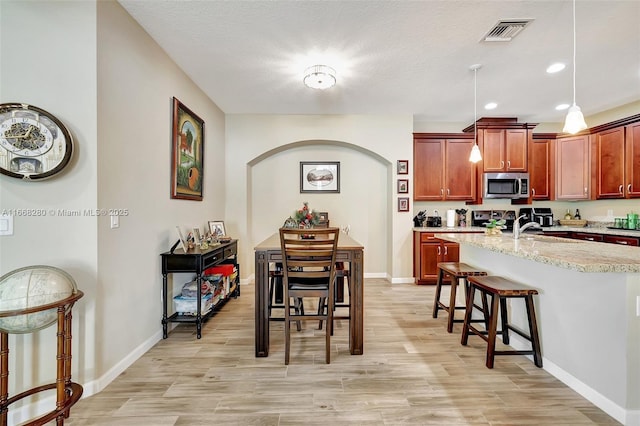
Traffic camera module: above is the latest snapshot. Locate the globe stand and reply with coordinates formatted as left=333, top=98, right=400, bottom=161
left=0, top=290, right=84, bottom=425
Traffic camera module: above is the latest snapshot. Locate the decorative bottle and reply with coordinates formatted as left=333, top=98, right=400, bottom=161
left=564, top=209, right=572, bottom=220
left=574, top=209, right=581, bottom=220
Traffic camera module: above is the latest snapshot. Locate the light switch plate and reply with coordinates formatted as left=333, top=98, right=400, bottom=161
left=110, top=214, right=119, bottom=229
left=0, top=214, right=14, bottom=236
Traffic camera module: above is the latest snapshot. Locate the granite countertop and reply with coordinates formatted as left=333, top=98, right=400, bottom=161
left=541, top=225, right=640, bottom=238
left=437, top=232, right=640, bottom=273
left=413, top=226, right=486, bottom=233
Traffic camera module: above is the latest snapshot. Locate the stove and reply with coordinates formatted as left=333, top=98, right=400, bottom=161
left=471, top=209, right=517, bottom=231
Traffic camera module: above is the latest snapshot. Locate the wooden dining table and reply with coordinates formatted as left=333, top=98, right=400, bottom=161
left=254, top=231, right=364, bottom=357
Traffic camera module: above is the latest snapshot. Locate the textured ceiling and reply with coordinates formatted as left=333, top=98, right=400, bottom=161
left=118, top=0, right=640, bottom=125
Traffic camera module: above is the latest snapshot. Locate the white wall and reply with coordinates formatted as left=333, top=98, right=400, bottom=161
left=225, top=115, right=415, bottom=282
left=0, top=0, right=99, bottom=416
left=0, top=0, right=226, bottom=421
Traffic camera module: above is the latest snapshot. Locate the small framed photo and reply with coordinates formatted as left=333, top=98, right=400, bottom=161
left=192, top=227, right=202, bottom=246
left=397, top=179, right=409, bottom=194
left=208, top=220, right=226, bottom=237
left=398, top=197, right=410, bottom=212
left=397, top=160, right=408, bottom=175
left=175, top=226, right=188, bottom=252
left=300, top=161, right=340, bottom=193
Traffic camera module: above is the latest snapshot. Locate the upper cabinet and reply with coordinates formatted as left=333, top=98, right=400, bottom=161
left=556, top=135, right=590, bottom=200
left=413, top=134, right=476, bottom=202
left=529, top=137, right=554, bottom=201
left=626, top=121, right=640, bottom=198
left=480, top=128, right=528, bottom=172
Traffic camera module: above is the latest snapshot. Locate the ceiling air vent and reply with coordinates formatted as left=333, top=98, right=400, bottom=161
left=482, top=19, right=533, bottom=42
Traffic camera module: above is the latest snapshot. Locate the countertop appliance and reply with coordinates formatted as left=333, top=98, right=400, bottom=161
left=483, top=172, right=529, bottom=199
left=471, top=210, right=516, bottom=231
left=519, top=207, right=554, bottom=227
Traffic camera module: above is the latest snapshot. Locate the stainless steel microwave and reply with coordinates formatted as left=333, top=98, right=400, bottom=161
left=483, top=172, right=529, bottom=199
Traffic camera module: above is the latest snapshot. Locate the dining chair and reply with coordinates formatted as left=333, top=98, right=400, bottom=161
left=279, top=227, right=339, bottom=364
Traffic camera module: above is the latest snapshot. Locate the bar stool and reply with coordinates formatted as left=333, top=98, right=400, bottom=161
left=461, top=275, right=543, bottom=369
left=432, top=262, right=488, bottom=333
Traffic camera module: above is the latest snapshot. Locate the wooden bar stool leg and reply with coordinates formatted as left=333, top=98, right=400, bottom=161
left=486, top=293, right=500, bottom=369
left=461, top=285, right=475, bottom=346
left=432, top=268, right=445, bottom=318
left=446, top=275, right=458, bottom=333
left=525, top=295, right=543, bottom=368
left=499, top=297, right=510, bottom=344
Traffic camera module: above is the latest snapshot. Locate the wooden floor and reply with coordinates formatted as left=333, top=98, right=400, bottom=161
left=62, top=279, right=619, bottom=425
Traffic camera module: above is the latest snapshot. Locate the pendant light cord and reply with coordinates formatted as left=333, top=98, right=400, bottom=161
left=572, top=0, right=576, bottom=106
left=474, top=67, right=477, bottom=145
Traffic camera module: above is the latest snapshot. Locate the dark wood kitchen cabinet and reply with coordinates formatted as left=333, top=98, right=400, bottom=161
left=595, top=126, right=626, bottom=199
left=529, top=136, right=554, bottom=200
left=627, top=121, right=640, bottom=198
left=556, top=134, right=590, bottom=200
left=413, top=134, right=476, bottom=201
left=480, top=128, right=528, bottom=172
left=413, top=232, right=459, bottom=284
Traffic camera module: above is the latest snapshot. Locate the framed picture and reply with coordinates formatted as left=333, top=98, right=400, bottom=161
left=397, top=160, right=408, bottom=175
left=398, top=197, right=410, bottom=212
left=192, top=227, right=202, bottom=246
left=175, top=226, right=188, bottom=252
left=171, top=97, right=205, bottom=201
left=397, top=179, right=409, bottom=194
left=208, top=220, right=226, bottom=237
left=300, top=161, right=340, bottom=193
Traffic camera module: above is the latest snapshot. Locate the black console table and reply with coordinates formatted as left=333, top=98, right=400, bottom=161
left=160, top=240, right=239, bottom=339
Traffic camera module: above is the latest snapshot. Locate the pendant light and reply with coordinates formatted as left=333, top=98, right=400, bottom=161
left=563, top=0, right=587, bottom=134
left=469, top=64, right=483, bottom=163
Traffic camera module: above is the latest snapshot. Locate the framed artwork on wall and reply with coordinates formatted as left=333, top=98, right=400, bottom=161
left=398, top=197, right=409, bottom=212
left=171, top=97, right=205, bottom=201
left=300, top=161, right=340, bottom=193
left=397, top=179, right=408, bottom=194
left=397, top=160, right=408, bottom=175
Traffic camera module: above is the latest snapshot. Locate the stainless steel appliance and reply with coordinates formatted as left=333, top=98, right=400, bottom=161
left=471, top=210, right=516, bottom=231
left=483, top=172, right=529, bottom=199
left=519, top=207, right=554, bottom=227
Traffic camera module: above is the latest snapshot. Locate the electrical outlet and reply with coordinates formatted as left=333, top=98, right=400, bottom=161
left=0, top=214, right=13, bottom=236
left=607, top=209, right=613, bottom=217
left=110, top=214, right=119, bottom=229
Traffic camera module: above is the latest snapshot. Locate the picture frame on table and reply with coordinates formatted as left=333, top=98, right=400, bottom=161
left=192, top=227, right=202, bottom=246
left=397, top=160, right=408, bottom=175
left=208, top=220, right=226, bottom=237
left=398, top=197, right=410, bottom=212
left=171, top=97, right=205, bottom=201
left=175, top=226, right=188, bottom=252
left=397, top=179, right=409, bottom=194
left=300, top=161, right=340, bottom=193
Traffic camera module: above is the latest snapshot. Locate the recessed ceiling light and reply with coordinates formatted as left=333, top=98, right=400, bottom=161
left=556, top=104, right=570, bottom=111
left=547, top=63, right=566, bottom=74
left=484, top=102, right=498, bottom=110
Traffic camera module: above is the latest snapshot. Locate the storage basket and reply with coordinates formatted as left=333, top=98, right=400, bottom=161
left=558, top=219, right=587, bottom=227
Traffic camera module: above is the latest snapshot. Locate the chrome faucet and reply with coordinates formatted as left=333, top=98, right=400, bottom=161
left=513, top=214, right=541, bottom=239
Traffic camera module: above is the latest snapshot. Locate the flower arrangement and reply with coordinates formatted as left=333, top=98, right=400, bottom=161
left=292, top=201, right=320, bottom=228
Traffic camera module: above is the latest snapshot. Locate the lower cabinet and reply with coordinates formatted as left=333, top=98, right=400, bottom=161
left=413, top=231, right=460, bottom=285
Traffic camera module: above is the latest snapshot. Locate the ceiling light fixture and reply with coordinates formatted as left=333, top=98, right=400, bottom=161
left=303, top=65, right=336, bottom=90
left=563, top=0, right=587, bottom=134
left=469, top=64, right=483, bottom=163
left=546, top=63, right=566, bottom=74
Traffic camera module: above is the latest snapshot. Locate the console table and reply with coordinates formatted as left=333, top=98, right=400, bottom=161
left=160, top=240, right=239, bottom=339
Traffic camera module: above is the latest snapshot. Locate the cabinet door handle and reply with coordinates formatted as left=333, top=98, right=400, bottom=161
left=617, top=240, right=628, bottom=245
left=619, top=184, right=623, bottom=194
left=507, top=160, right=511, bottom=169
left=446, top=188, right=450, bottom=196
left=440, top=188, right=444, bottom=196
left=584, top=187, right=588, bottom=194
left=586, top=237, right=594, bottom=241
left=437, top=246, right=441, bottom=256
left=531, top=188, right=536, bottom=196
left=629, top=184, right=632, bottom=193
left=444, top=246, right=448, bottom=255
left=501, top=160, right=505, bottom=168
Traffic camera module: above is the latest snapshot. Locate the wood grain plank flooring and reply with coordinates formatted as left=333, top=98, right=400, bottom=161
left=60, top=279, right=620, bottom=425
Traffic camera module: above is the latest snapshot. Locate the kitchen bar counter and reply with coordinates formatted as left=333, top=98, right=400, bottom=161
left=438, top=232, right=640, bottom=273
left=541, top=225, right=640, bottom=238
left=437, top=232, right=640, bottom=425
left=412, top=226, right=487, bottom=233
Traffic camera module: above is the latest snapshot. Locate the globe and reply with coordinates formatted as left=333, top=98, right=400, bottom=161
left=0, top=265, right=78, bottom=334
